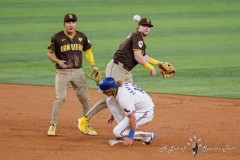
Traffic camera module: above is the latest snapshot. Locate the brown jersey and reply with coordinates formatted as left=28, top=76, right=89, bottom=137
left=113, top=31, right=146, bottom=70
left=48, top=31, right=92, bottom=69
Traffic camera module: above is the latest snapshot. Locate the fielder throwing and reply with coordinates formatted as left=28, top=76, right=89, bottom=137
left=98, top=77, right=155, bottom=146
left=78, top=17, right=175, bottom=133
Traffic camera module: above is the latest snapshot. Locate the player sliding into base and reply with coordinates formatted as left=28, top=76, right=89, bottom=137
left=98, top=77, right=156, bottom=146
left=78, top=17, right=175, bottom=135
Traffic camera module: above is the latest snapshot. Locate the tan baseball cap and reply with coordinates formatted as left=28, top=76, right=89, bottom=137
left=138, top=18, right=153, bottom=27
left=64, top=14, right=77, bottom=22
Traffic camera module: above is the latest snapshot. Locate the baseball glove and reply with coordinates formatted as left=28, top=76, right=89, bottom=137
left=158, top=62, right=176, bottom=79
left=88, top=67, right=102, bottom=85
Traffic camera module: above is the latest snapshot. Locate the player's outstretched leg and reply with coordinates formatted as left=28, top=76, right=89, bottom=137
left=78, top=98, right=107, bottom=135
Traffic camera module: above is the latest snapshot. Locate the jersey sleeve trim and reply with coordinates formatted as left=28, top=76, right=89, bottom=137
left=133, top=49, right=142, bottom=51
left=48, top=49, right=55, bottom=54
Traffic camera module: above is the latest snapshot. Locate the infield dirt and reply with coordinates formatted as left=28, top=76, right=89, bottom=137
left=0, top=84, right=239, bottom=160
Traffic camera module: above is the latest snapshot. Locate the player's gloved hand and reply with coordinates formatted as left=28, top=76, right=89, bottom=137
left=88, top=66, right=102, bottom=85
left=158, top=62, right=176, bottom=79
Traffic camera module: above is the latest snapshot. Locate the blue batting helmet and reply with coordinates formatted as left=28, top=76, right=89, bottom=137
left=98, top=77, right=117, bottom=92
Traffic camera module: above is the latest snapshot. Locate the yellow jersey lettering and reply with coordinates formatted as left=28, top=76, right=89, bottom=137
left=61, top=45, right=66, bottom=52
left=71, top=44, right=75, bottom=50
left=66, top=44, right=70, bottom=51
left=64, top=45, right=67, bottom=52
left=60, top=44, right=83, bottom=52
left=79, top=44, right=83, bottom=51
left=75, top=44, right=79, bottom=50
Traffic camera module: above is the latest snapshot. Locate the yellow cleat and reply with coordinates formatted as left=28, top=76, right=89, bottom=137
left=78, top=117, right=97, bottom=136
left=86, top=125, right=97, bottom=136
left=48, top=123, right=56, bottom=136
left=78, top=117, right=89, bottom=133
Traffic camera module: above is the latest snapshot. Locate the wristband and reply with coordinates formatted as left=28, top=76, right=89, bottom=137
left=129, top=130, right=135, bottom=139
left=144, top=62, right=154, bottom=70
left=149, top=58, right=159, bottom=65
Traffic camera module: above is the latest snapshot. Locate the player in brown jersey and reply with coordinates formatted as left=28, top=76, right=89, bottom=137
left=78, top=18, right=165, bottom=134
left=47, top=13, right=98, bottom=136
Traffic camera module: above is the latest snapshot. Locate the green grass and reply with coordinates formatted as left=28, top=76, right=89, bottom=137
left=0, top=0, right=240, bottom=99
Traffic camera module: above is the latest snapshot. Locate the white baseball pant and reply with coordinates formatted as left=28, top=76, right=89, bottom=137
left=106, top=97, right=154, bottom=140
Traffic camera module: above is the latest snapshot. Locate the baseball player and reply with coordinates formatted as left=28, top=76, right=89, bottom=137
left=78, top=18, right=170, bottom=133
left=98, top=77, right=155, bottom=146
left=47, top=13, right=99, bottom=136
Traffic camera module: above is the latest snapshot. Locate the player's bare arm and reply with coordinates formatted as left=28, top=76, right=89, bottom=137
left=47, top=51, right=68, bottom=69
left=107, top=114, right=114, bottom=124
left=134, top=50, right=156, bottom=77
left=123, top=113, right=136, bottom=146
left=134, top=50, right=146, bottom=64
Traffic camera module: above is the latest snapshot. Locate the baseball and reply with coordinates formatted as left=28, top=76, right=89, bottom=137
left=133, top=15, right=141, bottom=22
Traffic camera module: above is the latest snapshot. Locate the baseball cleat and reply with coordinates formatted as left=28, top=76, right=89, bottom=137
left=78, top=117, right=97, bottom=135
left=48, top=123, right=56, bottom=136
left=78, top=116, right=89, bottom=133
left=142, top=132, right=156, bottom=145
left=86, top=125, right=97, bottom=136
